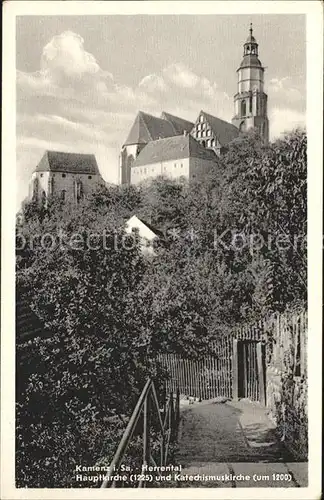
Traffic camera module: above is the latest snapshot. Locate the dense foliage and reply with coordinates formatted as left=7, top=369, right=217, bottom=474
left=16, top=129, right=307, bottom=486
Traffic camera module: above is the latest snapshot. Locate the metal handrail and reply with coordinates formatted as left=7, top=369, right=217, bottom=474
left=101, top=378, right=180, bottom=488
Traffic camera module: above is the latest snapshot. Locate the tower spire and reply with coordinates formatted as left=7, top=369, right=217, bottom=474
left=232, top=24, right=269, bottom=143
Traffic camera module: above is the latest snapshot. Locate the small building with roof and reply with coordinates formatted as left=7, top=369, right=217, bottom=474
left=29, top=150, right=104, bottom=204
left=125, top=214, right=166, bottom=256
left=130, top=133, right=218, bottom=185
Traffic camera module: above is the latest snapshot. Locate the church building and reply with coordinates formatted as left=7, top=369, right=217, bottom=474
left=29, top=151, right=104, bottom=204
left=27, top=25, right=269, bottom=202
left=120, top=24, right=269, bottom=186
left=131, top=133, right=219, bottom=185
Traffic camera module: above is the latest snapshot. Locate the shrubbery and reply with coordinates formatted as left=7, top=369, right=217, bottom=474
left=16, top=129, right=307, bottom=486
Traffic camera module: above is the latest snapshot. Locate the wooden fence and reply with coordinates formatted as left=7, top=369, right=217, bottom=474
left=159, top=309, right=307, bottom=403
left=158, top=336, right=232, bottom=400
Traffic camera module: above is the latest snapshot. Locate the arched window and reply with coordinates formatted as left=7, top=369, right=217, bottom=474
left=201, top=140, right=206, bottom=147
left=61, top=190, right=66, bottom=202
left=241, top=100, right=246, bottom=116
left=41, top=191, right=46, bottom=206
left=127, top=155, right=134, bottom=168
left=121, top=148, right=128, bottom=166
left=32, top=177, right=39, bottom=201
left=48, top=176, right=54, bottom=196
left=239, top=121, right=246, bottom=132
left=74, top=180, right=83, bottom=203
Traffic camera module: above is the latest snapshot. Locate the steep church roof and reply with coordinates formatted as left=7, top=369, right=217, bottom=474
left=200, top=111, right=239, bottom=146
left=161, top=112, right=194, bottom=135
left=133, top=134, right=218, bottom=167
left=124, top=111, right=177, bottom=146
left=35, top=151, right=100, bottom=175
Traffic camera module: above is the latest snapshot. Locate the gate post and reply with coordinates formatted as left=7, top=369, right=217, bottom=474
left=256, top=342, right=266, bottom=406
left=232, top=339, right=239, bottom=400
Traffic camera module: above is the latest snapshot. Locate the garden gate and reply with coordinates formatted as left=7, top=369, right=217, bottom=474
left=232, top=339, right=266, bottom=404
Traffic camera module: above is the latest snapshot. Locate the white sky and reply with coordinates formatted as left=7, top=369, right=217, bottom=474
left=16, top=14, right=306, bottom=207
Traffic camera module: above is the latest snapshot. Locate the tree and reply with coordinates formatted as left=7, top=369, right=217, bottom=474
left=16, top=129, right=307, bottom=486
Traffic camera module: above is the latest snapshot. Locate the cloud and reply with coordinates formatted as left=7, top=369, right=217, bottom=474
left=16, top=31, right=306, bottom=209
left=163, top=63, right=200, bottom=89
left=267, top=76, right=304, bottom=107
left=41, top=31, right=102, bottom=79
left=17, top=31, right=114, bottom=102
left=139, top=74, right=169, bottom=93
left=269, top=107, right=306, bottom=140
left=136, top=63, right=232, bottom=122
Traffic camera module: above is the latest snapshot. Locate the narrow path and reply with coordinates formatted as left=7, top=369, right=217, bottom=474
left=174, top=399, right=307, bottom=487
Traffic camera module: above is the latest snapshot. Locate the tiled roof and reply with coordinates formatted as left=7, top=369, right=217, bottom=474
left=35, top=151, right=100, bottom=175
left=129, top=215, right=166, bottom=240
left=124, top=111, right=177, bottom=146
left=133, top=134, right=218, bottom=167
left=161, top=112, right=194, bottom=135
left=138, top=217, right=166, bottom=240
left=200, top=111, right=239, bottom=146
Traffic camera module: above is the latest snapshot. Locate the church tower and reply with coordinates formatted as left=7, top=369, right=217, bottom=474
left=232, top=24, right=269, bottom=143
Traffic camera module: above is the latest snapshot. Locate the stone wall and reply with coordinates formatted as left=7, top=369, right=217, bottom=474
left=265, top=311, right=308, bottom=460
left=233, top=310, right=308, bottom=460
left=30, top=171, right=103, bottom=203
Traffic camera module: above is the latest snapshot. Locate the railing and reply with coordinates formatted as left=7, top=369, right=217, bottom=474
left=101, top=378, right=180, bottom=488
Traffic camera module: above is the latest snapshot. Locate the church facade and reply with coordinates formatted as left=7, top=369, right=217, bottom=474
left=29, top=151, right=104, bottom=205
left=120, top=25, right=269, bottom=185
